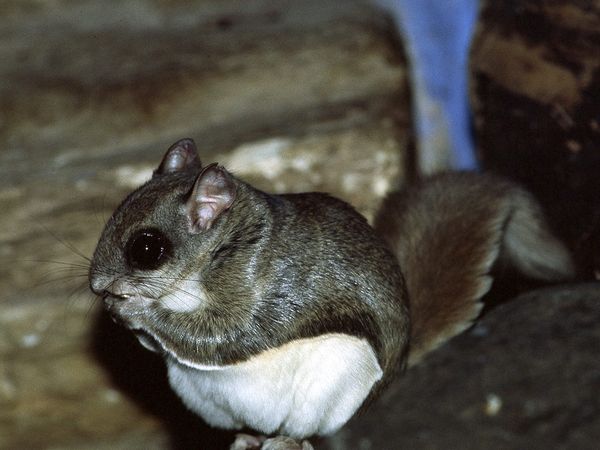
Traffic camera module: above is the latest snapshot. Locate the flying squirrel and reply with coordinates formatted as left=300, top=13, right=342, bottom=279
left=89, top=138, right=574, bottom=449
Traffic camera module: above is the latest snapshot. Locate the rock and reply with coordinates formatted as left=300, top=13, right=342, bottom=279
left=323, top=283, right=600, bottom=450
left=471, top=0, right=600, bottom=277
left=0, top=0, right=407, bottom=175
left=0, top=297, right=169, bottom=449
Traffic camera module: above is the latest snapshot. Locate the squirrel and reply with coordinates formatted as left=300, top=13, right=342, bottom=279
left=89, top=138, right=574, bottom=449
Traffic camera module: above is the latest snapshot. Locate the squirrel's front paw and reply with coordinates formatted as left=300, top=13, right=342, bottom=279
left=230, top=434, right=314, bottom=450
left=230, top=434, right=263, bottom=450
left=262, top=436, right=314, bottom=450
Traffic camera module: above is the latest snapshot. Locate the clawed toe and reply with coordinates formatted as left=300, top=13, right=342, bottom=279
left=230, top=434, right=314, bottom=450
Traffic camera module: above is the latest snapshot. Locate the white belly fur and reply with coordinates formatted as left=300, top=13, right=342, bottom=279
left=166, top=333, right=383, bottom=438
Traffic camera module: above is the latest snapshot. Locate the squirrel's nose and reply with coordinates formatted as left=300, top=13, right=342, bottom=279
left=89, top=278, right=106, bottom=297
left=89, top=276, right=132, bottom=300
left=100, top=290, right=131, bottom=301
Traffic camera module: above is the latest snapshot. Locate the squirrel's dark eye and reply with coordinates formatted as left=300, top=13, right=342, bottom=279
left=126, top=229, right=172, bottom=270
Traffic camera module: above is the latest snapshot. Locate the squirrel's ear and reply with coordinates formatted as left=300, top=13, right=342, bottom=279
left=155, top=138, right=201, bottom=175
left=185, top=163, right=236, bottom=233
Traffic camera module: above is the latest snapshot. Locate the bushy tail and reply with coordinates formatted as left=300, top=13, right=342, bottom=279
left=374, top=172, right=574, bottom=366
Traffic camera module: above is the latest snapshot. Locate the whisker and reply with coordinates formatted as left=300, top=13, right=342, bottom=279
left=34, top=274, right=88, bottom=290
left=132, top=275, right=205, bottom=310
left=63, top=282, right=93, bottom=312
left=84, top=293, right=101, bottom=319
left=136, top=274, right=204, bottom=283
left=96, top=193, right=112, bottom=229
left=40, top=225, right=91, bottom=263
left=21, top=258, right=91, bottom=269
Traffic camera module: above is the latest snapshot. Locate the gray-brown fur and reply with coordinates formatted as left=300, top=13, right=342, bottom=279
left=89, top=143, right=409, bottom=387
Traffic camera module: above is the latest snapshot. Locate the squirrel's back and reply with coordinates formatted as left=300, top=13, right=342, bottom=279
left=375, top=172, right=575, bottom=366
